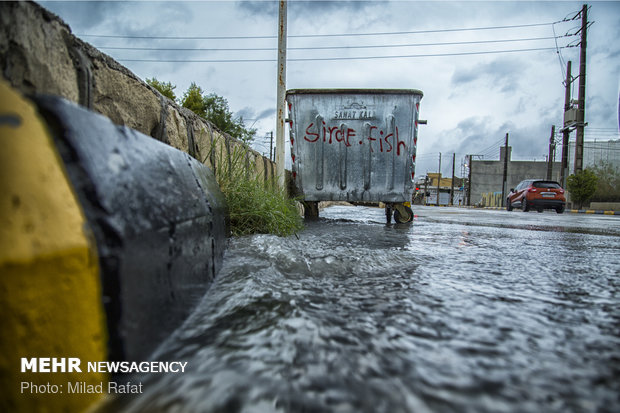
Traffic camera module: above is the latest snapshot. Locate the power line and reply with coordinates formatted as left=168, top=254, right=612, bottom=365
left=477, top=136, right=507, bottom=159
left=95, top=36, right=565, bottom=52
left=76, top=20, right=570, bottom=40
left=117, top=47, right=570, bottom=63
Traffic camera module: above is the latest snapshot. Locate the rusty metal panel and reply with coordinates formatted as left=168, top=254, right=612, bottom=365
left=286, top=89, right=423, bottom=203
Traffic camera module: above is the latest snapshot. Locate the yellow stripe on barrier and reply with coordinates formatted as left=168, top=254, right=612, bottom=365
left=0, top=80, right=108, bottom=412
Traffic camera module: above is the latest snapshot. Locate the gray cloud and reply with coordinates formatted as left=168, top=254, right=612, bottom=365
left=451, top=58, right=522, bottom=94
left=237, top=1, right=278, bottom=16
left=439, top=114, right=557, bottom=162
left=450, top=116, right=501, bottom=156
left=237, top=0, right=382, bottom=18
left=256, top=107, right=276, bottom=121
left=40, top=1, right=119, bottom=31
left=237, top=107, right=275, bottom=122
left=41, top=1, right=192, bottom=37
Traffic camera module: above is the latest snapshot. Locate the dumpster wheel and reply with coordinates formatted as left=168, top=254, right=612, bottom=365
left=393, top=203, right=413, bottom=224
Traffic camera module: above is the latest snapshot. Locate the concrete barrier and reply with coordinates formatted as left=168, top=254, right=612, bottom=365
left=1, top=82, right=228, bottom=412
left=34, top=94, right=228, bottom=363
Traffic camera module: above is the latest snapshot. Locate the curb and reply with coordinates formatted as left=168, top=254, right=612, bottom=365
left=568, top=209, right=620, bottom=215
left=422, top=205, right=620, bottom=215
left=35, top=94, right=228, bottom=363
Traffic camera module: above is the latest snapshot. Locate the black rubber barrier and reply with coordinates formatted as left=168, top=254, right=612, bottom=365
left=34, top=95, right=228, bottom=363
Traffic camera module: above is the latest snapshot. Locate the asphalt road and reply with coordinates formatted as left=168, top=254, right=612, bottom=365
left=102, top=204, right=620, bottom=413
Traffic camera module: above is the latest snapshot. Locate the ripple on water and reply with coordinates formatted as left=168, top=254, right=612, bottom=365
left=99, top=209, right=620, bottom=413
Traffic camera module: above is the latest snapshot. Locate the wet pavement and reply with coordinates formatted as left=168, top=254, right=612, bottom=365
left=102, top=205, right=620, bottom=413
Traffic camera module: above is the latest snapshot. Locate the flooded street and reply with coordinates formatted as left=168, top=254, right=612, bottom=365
left=104, top=206, right=620, bottom=413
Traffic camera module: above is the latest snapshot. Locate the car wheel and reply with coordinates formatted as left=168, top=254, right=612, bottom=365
left=556, top=206, right=565, bottom=214
left=522, top=198, right=530, bottom=212
left=537, top=208, right=543, bottom=213
left=506, top=199, right=513, bottom=211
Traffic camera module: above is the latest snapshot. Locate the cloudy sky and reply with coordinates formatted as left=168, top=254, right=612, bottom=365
left=40, top=0, right=620, bottom=177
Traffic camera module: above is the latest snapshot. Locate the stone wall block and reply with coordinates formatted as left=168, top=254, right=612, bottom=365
left=190, top=117, right=215, bottom=166
left=0, top=2, right=79, bottom=102
left=165, top=104, right=188, bottom=153
left=91, top=63, right=161, bottom=137
left=255, top=152, right=267, bottom=181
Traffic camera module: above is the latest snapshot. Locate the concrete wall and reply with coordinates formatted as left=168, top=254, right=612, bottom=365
left=479, top=191, right=503, bottom=208
left=469, top=149, right=562, bottom=206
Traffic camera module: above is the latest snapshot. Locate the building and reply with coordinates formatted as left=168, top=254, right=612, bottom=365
left=567, top=139, right=620, bottom=174
left=415, top=173, right=465, bottom=206
left=468, top=147, right=561, bottom=207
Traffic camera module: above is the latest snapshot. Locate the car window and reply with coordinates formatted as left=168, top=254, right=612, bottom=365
left=533, top=181, right=561, bottom=189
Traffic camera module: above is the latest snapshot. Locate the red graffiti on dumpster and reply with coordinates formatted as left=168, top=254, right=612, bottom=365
left=303, top=122, right=407, bottom=156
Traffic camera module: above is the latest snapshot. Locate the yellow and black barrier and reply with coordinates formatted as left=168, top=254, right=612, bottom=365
left=1, top=81, right=227, bottom=412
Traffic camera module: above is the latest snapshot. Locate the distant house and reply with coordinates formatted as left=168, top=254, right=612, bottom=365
left=415, top=173, right=465, bottom=206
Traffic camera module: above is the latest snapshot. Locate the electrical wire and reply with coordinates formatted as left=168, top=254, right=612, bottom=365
left=477, top=136, right=507, bottom=159
left=77, top=20, right=570, bottom=40
left=116, top=47, right=570, bottom=63
left=95, top=36, right=564, bottom=52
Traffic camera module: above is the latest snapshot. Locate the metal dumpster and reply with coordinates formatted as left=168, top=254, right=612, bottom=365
left=286, top=89, right=423, bottom=222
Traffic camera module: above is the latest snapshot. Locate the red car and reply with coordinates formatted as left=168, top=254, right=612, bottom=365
left=507, top=179, right=566, bottom=213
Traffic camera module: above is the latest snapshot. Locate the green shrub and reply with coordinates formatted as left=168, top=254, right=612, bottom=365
left=208, top=138, right=303, bottom=237
left=590, top=161, right=620, bottom=202
left=567, top=169, right=598, bottom=209
left=146, top=77, right=177, bottom=101
left=182, top=83, right=256, bottom=145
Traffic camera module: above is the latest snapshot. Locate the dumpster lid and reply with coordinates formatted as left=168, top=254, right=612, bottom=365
left=286, top=88, right=423, bottom=97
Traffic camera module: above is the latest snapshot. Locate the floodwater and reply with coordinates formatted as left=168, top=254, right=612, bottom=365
left=102, top=206, right=620, bottom=413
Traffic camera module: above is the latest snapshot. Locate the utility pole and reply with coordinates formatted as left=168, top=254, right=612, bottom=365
left=450, top=153, right=456, bottom=206
left=269, top=131, right=274, bottom=161
left=424, top=175, right=428, bottom=205
left=501, top=133, right=509, bottom=207
left=561, top=60, right=572, bottom=188
left=275, top=0, right=287, bottom=188
left=436, top=153, right=442, bottom=206
left=467, top=155, right=472, bottom=206
left=574, top=4, right=588, bottom=173
left=547, top=125, right=555, bottom=180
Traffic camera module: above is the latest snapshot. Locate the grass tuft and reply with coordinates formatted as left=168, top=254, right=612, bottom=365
left=208, top=137, right=303, bottom=237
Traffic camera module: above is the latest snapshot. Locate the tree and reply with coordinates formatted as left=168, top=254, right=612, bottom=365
left=146, top=78, right=177, bottom=101
left=566, top=169, right=598, bottom=209
left=590, top=161, right=620, bottom=202
left=181, top=83, right=256, bottom=144
left=181, top=82, right=207, bottom=118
